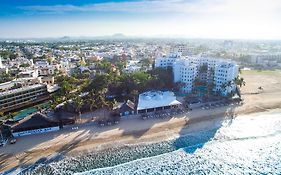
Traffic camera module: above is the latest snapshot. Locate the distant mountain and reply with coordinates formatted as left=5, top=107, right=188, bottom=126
left=111, top=33, right=126, bottom=38
left=60, top=36, right=71, bottom=40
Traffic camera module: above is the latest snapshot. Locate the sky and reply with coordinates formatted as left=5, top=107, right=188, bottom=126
left=0, top=0, right=281, bottom=39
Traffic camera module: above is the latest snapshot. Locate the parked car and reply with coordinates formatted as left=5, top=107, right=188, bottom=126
left=10, top=137, right=16, bottom=144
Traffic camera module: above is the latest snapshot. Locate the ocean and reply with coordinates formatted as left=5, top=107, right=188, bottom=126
left=6, top=111, right=281, bottom=175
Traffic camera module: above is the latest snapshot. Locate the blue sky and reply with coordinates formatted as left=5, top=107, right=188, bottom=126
left=1, top=0, right=281, bottom=39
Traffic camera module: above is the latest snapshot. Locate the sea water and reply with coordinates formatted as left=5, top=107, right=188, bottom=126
left=6, top=111, right=281, bottom=175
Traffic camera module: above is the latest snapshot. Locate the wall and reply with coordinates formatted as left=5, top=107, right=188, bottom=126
left=12, top=126, right=59, bottom=137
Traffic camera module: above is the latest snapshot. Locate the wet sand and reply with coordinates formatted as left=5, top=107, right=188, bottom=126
left=1, top=70, right=281, bottom=173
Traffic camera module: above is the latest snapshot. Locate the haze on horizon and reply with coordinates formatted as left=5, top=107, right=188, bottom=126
left=0, top=0, right=281, bottom=40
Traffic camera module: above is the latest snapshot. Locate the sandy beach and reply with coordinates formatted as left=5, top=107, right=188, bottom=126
left=1, top=70, right=281, bottom=173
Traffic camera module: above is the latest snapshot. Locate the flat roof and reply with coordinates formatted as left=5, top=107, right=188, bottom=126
left=0, top=84, right=46, bottom=97
left=137, top=91, right=181, bottom=110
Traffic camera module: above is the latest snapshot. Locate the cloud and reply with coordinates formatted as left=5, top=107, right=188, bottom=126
left=18, top=0, right=281, bottom=22
left=17, top=0, right=235, bottom=14
left=8, top=0, right=281, bottom=39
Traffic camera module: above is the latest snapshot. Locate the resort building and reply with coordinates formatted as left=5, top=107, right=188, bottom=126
left=155, top=54, right=239, bottom=96
left=155, top=53, right=181, bottom=68
left=0, top=76, right=56, bottom=92
left=0, top=84, right=49, bottom=113
left=0, top=78, right=39, bottom=92
left=173, top=59, right=198, bottom=93
left=214, top=62, right=239, bottom=96
left=137, top=91, right=182, bottom=114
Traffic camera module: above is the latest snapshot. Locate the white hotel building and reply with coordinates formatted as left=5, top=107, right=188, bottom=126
left=155, top=53, right=239, bottom=96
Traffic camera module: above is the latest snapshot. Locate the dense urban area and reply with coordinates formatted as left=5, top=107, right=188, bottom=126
left=0, top=38, right=281, bottom=144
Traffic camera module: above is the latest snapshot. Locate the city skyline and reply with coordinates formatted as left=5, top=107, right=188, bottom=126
left=1, top=0, right=281, bottom=39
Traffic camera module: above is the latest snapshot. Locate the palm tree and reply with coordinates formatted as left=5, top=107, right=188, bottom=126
left=36, top=105, right=42, bottom=113
left=87, top=98, right=97, bottom=112
left=238, top=67, right=242, bottom=74
left=240, top=77, right=246, bottom=87
left=234, top=76, right=246, bottom=88
left=206, top=81, right=215, bottom=97
left=199, top=64, right=208, bottom=74
left=50, top=103, right=57, bottom=111
left=131, top=89, right=139, bottom=103
left=73, top=97, right=83, bottom=122
left=194, top=77, right=201, bottom=86
left=233, top=76, right=246, bottom=98
left=108, top=99, right=117, bottom=110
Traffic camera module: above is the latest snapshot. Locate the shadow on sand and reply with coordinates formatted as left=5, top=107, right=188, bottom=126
left=1, top=102, right=239, bottom=174
left=173, top=105, right=238, bottom=154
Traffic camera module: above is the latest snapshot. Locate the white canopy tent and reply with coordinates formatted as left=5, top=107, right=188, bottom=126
left=137, top=91, right=182, bottom=113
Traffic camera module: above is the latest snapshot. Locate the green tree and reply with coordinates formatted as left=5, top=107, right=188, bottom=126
left=0, top=112, right=4, bottom=119
left=86, top=96, right=97, bottom=112
left=73, top=96, right=83, bottom=122
left=234, top=76, right=246, bottom=88
left=0, top=72, right=14, bottom=83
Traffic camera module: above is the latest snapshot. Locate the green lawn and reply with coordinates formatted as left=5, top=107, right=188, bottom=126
left=241, top=69, right=281, bottom=75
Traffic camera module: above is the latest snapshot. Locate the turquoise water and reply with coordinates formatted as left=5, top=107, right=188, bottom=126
left=6, top=111, right=281, bottom=175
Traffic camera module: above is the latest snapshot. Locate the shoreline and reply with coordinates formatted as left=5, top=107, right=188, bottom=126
left=67, top=104, right=281, bottom=156
left=1, top=104, right=281, bottom=173
left=1, top=70, right=281, bottom=173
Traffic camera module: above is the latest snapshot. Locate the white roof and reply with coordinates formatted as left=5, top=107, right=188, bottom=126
left=137, top=91, right=181, bottom=110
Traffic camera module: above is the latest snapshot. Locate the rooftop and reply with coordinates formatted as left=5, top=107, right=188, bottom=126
left=12, top=112, right=58, bottom=131
left=137, top=91, right=181, bottom=110
left=0, top=84, right=46, bottom=97
left=219, top=63, right=236, bottom=68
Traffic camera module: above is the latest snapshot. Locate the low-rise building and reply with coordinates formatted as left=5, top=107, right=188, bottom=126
left=249, top=52, right=281, bottom=68
left=11, top=113, right=60, bottom=137
left=38, top=66, right=56, bottom=76
left=18, top=69, right=38, bottom=78
left=41, top=76, right=55, bottom=85
left=117, top=100, right=135, bottom=116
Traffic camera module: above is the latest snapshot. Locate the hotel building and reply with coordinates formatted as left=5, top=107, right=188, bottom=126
left=155, top=53, right=181, bottom=68
left=155, top=53, right=239, bottom=96
left=0, top=84, right=49, bottom=113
